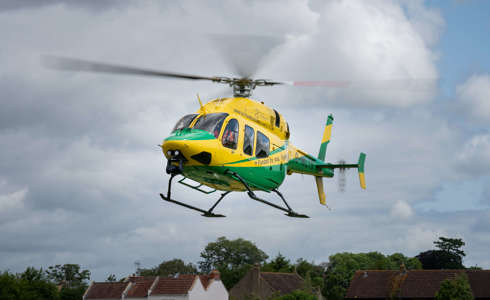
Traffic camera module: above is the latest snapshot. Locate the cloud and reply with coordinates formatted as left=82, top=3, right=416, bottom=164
left=2, top=0, right=489, bottom=281
left=264, top=0, right=441, bottom=108
left=404, top=225, right=445, bottom=252
left=455, top=74, right=490, bottom=123
left=0, top=0, right=127, bottom=12
left=401, top=0, right=445, bottom=47
left=482, top=185, right=490, bottom=205
left=391, top=200, right=414, bottom=220
left=457, top=134, right=490, bottom=176
left=0, top=188, right=27, bottom=212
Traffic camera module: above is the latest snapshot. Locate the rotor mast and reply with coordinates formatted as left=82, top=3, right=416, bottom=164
left=212, top=77, right=281, bottom=98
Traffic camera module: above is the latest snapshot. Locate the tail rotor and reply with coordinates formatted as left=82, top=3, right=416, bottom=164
left=337, top=159, right=347, bottom=193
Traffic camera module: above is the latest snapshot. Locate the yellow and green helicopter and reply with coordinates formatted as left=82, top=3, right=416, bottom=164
left=46, top=57, right=366, bottom=218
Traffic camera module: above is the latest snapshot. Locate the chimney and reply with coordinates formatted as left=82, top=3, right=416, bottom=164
left=400, top=263, right=407, bottom=274
left=210, top=270, right=221, bottom=281
left=252, top=263, right=261, bottom=290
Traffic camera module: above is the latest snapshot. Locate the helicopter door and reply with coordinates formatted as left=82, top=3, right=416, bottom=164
left=222, top=119, right=239, bottom=151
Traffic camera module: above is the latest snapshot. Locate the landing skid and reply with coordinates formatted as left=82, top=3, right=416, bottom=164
left=160, top=166, right=309, bottom=218
left=160, top=174, right=229, bottom=218
left=225, top=170, right=309, bottom=218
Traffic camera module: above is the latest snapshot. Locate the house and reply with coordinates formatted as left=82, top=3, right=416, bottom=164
left=345, top=269, right=490, bottom=300
left=229, top=265, right=308, bottom=300
left=83, top=271, right=227, bottom=300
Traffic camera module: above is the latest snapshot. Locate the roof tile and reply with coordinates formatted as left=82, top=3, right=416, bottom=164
left=151, top=276, right=196, bottom=295
left=260, top=272, right=305, bottom=294
left=85, top=282, right=128, bottom=299
left=346, top=270, right=490, bottom=299
left=126, top=277, right=156, bottom=298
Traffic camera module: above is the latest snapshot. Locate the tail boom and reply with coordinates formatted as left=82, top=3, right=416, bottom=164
left=286, top=113, right=366, bottom=206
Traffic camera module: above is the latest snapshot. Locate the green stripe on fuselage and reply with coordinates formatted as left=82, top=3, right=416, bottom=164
left=224, top=143, right=287, bottom=165
left=165, top=128, right=215, bottom=141
left=182, top=164, right=286, bottom=192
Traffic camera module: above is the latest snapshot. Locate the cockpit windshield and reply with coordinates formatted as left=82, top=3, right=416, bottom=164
left=193, top=113, right=228, bottom=138
left=172, top=114, right=198, bottom=132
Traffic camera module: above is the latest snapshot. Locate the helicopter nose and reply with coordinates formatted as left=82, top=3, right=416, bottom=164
left=162, top=139, right=213, bottom=165
left=162, top=140, right=191, bottom=160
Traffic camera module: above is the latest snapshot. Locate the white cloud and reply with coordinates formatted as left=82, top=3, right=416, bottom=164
left=401, top=0, right=445, bottom=47
left=457, top=134, right=490, bottom=175
left=2, top=0, right=490, bottom=281
left=391, top=200, right=414, bottom=219
left=0, top=188, right=27, bottom=212
left=405, top=225, right=445, bottom=252
left=456, top=74, right=490, bottom=123
left=265, top=0, right=441, bottom=108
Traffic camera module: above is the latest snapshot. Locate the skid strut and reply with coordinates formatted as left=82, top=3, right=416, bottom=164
left=160, top=173, right=230, bottom=218
left=225, top=170, right=309, bottom=218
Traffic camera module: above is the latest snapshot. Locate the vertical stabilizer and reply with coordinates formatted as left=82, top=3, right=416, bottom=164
left=318, top=114, right=333, bottom=161
left=358, top=153, right=367, bottom=189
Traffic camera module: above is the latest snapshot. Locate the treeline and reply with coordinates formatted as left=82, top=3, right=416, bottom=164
left=136, top=236, right=473, bottom=299
left=0, top=236, right=475, bottom=300
left=0, top=264, right=90, bottom=300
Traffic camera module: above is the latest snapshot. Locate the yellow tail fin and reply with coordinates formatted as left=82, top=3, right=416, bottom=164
left=315, top=176, right=326, bottom=205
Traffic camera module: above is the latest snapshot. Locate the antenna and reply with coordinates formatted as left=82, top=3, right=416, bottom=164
left=134, top=261, right=141, bottom=275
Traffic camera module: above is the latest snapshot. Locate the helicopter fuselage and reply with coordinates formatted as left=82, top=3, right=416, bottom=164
left=161, top=97, right=334, bottom=192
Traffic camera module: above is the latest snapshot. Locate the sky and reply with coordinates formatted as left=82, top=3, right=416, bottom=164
left=1, top=0, right=489, bottom=281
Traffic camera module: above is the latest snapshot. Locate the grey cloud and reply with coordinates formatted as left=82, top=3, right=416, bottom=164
left=2, top=0, right=489, bottom=282
left=0, top=0, right=127, bottom=12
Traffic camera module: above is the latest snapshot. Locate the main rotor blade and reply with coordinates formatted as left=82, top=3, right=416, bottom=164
left=42, top=55, right=218, bottom=81
left=211, top=34, right=285, bottom=78
left=281, top=78, right=437, bottom=91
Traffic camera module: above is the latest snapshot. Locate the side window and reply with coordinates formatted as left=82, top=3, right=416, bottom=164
left=222, top=119, right=239, bottom=149
left=273, top=109, right=280, bottom=127
left=256, top=131, right=270, bottom=158
left=243, top=125, right=255, bottom=156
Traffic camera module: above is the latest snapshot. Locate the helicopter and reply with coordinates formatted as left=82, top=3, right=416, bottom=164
left=44, top=56, right=366, bottom=218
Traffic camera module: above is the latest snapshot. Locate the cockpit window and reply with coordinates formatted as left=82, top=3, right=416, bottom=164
left=172, top=114, right=198, bottom=132
left=193, top=113, right=228, bottom=138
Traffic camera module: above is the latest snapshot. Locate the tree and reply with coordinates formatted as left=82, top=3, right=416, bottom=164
left=199, top=237, right=268, bottom=289
left=435, top=273, right=474, bottom=300
left=416, top=250, right=464, bottom=269
left=138, top=259, right=197, bottom=277
left=388, top=253, right=422, bottom=270
left=59, top=286, right=86, bottom=300
left=270, top=290, right=317, bottom=300
left=262, top=253, right=294, bottom=273
left=295, top=259, right=325, bottom=290
left=19, top=267, right=60, bottom=300
left=45, top=264, right=90, bottom=288
left=0, top=271, right=21, bottom=300
left=322, top=252, right=422, bottom=300
left=45, top=264, right=90, bottom=300
left=434, top=237, right=466, bottom=257
left=417, top=236, right=466, bottom=269
left=0, top=268, right=60, bottom=300
left=106, top=274, right=117, bottom=282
